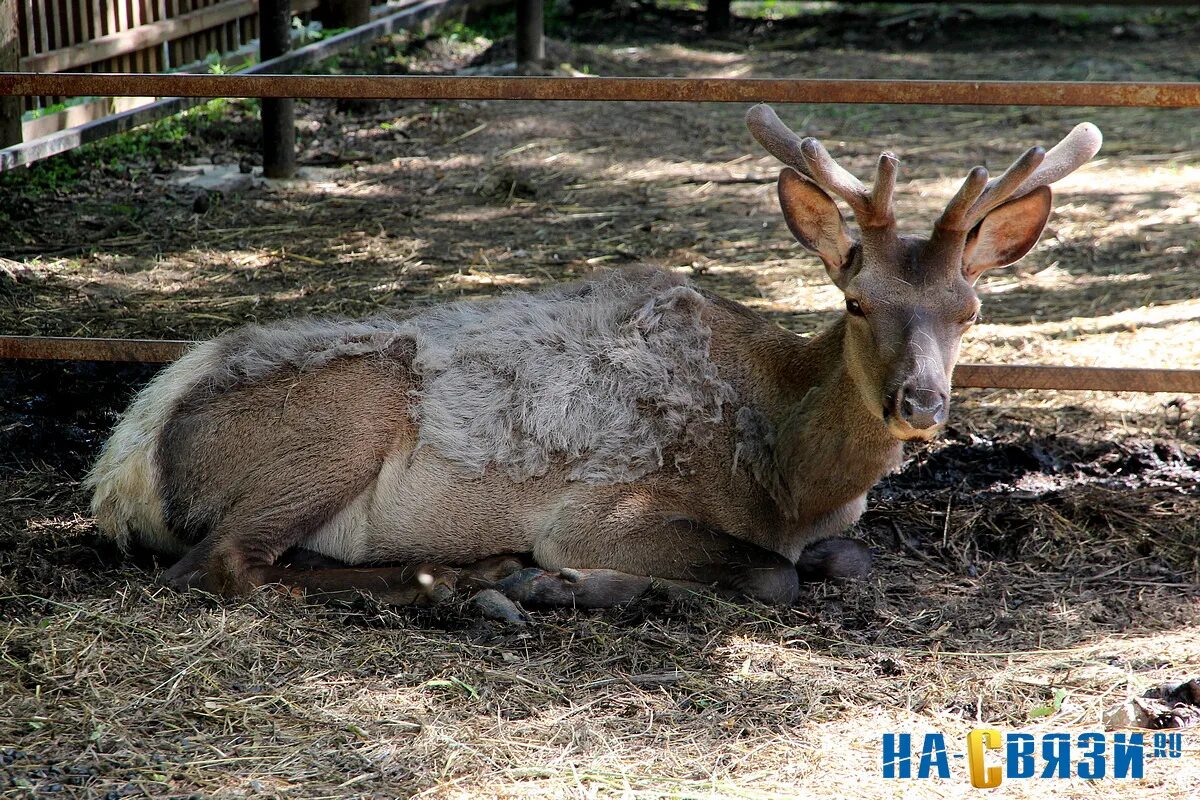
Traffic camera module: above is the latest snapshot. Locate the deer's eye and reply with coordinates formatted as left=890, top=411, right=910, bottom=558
left=846, top=298, right=866, bottom=317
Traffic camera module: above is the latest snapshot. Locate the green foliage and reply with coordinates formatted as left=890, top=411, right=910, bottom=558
left=440, top=3, right=565, bottom=43
left=1029, top=688, right=1069, bottom=720
left=26, top=102, right=69, bottom=121
left=0, top=97, right=244, bottom=198
left=0, top=155, right=80, bottom=197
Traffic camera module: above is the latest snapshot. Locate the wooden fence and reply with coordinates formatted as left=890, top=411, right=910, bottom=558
left=6, top=0, right=322, bottom=143
left=0, top=0, right=483, bottom=170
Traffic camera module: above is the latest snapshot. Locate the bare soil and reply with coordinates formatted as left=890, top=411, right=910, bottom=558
left=1, top=4, right=1199, bottom=798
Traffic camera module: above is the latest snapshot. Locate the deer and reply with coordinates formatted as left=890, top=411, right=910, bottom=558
left=86, top=105, right=1101, bottom=612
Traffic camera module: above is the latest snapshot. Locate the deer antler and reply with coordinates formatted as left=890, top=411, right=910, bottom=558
left=934, top=122, right=1103, bottom=234
left=747, top=104, right=898, bottom=229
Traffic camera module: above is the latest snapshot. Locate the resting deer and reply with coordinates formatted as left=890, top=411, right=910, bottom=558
left=87, top=105, right=1101, bottom=609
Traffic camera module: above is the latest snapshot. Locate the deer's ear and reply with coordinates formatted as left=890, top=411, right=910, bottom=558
left=778, top=168, right=856, bottom=286
left=962, top=186, right=1052, bottom=283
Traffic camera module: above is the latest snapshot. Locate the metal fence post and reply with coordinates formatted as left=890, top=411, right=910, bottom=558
left=516, top=0, right=544, bottom=73
left=0, top=0, right=21, bottom=148
left=259, top=0, right=296, bottom=178
left=706, top=0, right=730, bottom=34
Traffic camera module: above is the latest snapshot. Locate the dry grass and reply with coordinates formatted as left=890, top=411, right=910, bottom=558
left=2, top=4, right=1199, bottom=798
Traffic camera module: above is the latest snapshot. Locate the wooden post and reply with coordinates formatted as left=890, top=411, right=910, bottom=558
left=706, top=0, right=730, bottom=34
left=515, top=0, right=543, bottom=74
left=0, top=0, right=21, bottom=148
left=314, top=0, right=371, bottom=30
left=259, top=0, right=295, bottom=178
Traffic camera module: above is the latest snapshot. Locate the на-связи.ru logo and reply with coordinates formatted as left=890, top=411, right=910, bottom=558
left=882, top=729, right=1184, bottom=788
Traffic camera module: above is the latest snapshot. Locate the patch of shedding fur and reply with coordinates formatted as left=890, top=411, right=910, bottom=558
left=405, top=269, right=736, bottom=483
left=206, top=270, right=735, bottom=483
left=197, top=316, right=418, bottom=395
left=734, top=405, right=793, bottom=511
left=194, top=269, right=736, bottom=484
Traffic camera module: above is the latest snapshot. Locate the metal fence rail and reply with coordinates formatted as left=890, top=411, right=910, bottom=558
left=1, top=71, right=1198, bottom=393
left=2, top=336, right=1198, bottom=393
left=2, top=73, right=1200, bottom=107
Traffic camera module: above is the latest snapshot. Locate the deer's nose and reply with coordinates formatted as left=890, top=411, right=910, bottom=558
left=898, top=387, right=947, bottom=430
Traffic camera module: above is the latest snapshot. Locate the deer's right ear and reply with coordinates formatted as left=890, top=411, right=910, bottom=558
left=778, top=168, right=856, bottom=286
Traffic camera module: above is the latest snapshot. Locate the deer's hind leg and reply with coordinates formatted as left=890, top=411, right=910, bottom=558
left=157, top=356, right=416, bottom=597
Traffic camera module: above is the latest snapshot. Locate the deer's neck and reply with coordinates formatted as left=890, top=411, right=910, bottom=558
left=767, top=316, right=903, bottom=520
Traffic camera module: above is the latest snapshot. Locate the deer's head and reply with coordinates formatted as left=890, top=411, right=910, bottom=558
left=747, top=104, right=1102, bottom=441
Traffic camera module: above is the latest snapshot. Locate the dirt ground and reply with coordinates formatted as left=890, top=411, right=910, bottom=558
left=1, top=3, right=1199, bottom=798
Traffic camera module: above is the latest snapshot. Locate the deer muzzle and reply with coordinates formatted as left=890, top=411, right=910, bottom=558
left=885, top=384, right=949, bottom=440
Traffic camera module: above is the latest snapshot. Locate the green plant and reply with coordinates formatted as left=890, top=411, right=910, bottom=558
left=440, top=3, right=565, bottom=43
left=0, top=156, right=80, bottom=196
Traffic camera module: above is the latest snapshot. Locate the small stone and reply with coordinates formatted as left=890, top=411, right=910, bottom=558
left=1104, top=698, right=1155, bottom=730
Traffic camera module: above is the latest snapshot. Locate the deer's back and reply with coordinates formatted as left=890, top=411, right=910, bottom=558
left=136, top=268, right=775, bottom=562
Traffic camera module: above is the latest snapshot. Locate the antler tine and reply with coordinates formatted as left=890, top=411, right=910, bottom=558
left=746, top=104, right=813, bottom=179
left=797, top=137, right=872, bottom=218
left=747, top=104, right=896, bottom=229
left=937, top=165, right=989, bottom=231
left=937, top=122, right=1103, bottom=234
left=963, top=146, right=1046, bottom=226
left=937, top=147, right=1044, bottom=233
left=871, top=152, right=899, bottom=227
left=1011, top=122, right=1103, bottom=198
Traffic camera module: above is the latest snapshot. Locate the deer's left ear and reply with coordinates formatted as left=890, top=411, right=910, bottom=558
left=962, top=186, right=1053, bottom=283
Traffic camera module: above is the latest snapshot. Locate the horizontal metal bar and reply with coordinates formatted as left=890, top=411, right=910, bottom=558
left=0, top=335, right=189, bottom=362
left=1, top=73, right=1198, bottom=107
left=953, top=364, right=1200, bottom=393
left=2, top=336, right=1199, bottom=393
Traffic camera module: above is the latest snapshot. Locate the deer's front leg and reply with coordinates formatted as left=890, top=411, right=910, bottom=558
left=519, top=493, right=800, bottom=606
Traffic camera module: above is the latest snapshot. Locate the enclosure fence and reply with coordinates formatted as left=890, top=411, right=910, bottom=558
left=4, top=0, right=326, bottom=143
left=1, top=71, right=1199, bottom=394
left=0, top=0, right=475, bottom=164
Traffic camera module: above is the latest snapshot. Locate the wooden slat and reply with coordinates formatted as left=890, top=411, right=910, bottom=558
left=64, top=0, right=77, bottom=47
left=20, top=95, right=155, bottom=139
left=22, top=0, right=261, bottom=73
left=1, top=0, right=20, bottom=147
left=20, top=0, right=31, bottom=55
left=181, top=0, right=195, bottom=65
left=35, top=0, right=47, bottom=53
left=116, top=0, right=129, bottom=39
left=46, top=0, right=59, bottom=49
left=130, top=0, right=143, bottom=72
left=15, top=0, right=29, bottom=112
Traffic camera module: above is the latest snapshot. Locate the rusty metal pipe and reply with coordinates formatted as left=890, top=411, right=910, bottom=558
left=2, top=336, right=1199, bottom=393
left=953, top=365, right=1200, bottom=393
left=0, top=336, right=190, bottom=362
left=1, top=73, right=1198, bottom=107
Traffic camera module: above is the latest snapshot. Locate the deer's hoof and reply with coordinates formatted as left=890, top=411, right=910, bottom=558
left=472, top=589, right=528, bottom=624
left=796, top=537, right=873, bottom=582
